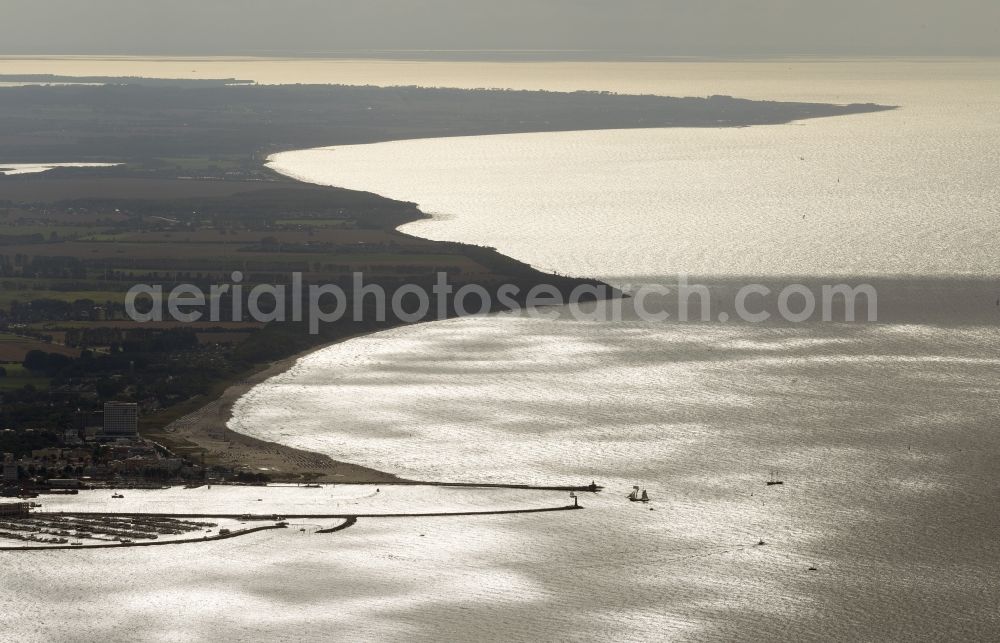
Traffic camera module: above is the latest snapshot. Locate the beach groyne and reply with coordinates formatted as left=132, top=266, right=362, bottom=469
left=317, top=517, right=358, bottom=533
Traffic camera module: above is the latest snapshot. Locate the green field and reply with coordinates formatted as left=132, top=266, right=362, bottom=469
left=0, top=362, right=50, bottom=391
left=0, top=225, right=100, bottom=237
left=0, top=289, right=126, bottom=306
left=279, top=218, right=351, bottom=228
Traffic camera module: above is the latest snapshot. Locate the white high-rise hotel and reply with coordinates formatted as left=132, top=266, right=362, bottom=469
left=103, top=401, right=138, bottom=436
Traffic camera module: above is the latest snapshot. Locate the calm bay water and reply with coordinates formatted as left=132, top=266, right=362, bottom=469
left=3, top=58, right=1000, bottom=641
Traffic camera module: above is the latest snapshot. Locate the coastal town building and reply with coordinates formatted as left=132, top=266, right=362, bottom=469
left=0, top=502, right=30, bottom=517
left=2, top=453, right=17, bottom=482
left=103, top=401, right=139, bottom=437
left=0, top=419, right=230, bottom=491
left=63, top=428, right=84, bottom=447
left=47, top=479, right=82, bottom=489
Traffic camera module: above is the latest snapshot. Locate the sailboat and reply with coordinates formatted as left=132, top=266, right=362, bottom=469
left=627, top=485, right=651, bottom=503
left=766, top=470, right=784, bottom=486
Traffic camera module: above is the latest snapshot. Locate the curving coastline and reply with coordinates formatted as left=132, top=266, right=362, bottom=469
left=160, top=327, right=411, bottom=483
left=158, top=186, right=617, bottom=483
left=4, top=79, right=893, bottom=486
left=122, top=84, right=893, bottom=484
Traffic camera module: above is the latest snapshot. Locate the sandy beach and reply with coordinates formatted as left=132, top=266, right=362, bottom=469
left=151, top=334, right=406, bottom=484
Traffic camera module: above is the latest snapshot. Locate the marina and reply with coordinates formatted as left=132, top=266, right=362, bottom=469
left=0, top=484, right=592, bottom=550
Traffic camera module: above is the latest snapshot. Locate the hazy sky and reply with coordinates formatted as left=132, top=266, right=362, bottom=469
left=2, top=0, right=998, bottom=58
